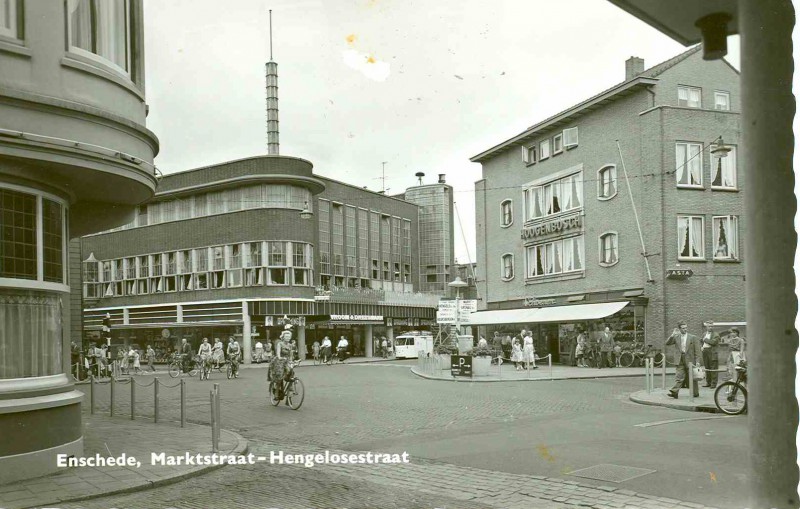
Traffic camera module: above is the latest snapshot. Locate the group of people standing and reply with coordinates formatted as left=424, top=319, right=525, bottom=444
left=574, top=326, right=619, bottom=368
left=479, top=330, right=537, bottom=370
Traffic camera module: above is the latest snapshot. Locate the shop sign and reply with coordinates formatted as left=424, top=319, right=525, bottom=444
left=524, top=297, right=557, bottom=307
left=265, top=316, right=306, bottom=327
left=330, top=314, right=384, bottom=323
left=314, top=286, right=332, bottom=301
left=451, top=355, right=472, bottom=377
left=666, top=269, right=693, bottom=279
left=521, top=215, right=581, bottom=240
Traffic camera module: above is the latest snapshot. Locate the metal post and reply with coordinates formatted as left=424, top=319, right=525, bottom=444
left=210, top=390, right=218, bottom=453
left=110, top=375, right=115, bottom=417
left=214, top=383, right=221, bottom=445
left=89, top=375, right=95, bottom=415
left=645, top=358, right=650, bottom=394
left=130, top=378, right=136, bottom=420
left=548, top=354, right=552, bottom=380
left=180, top=378, right=186, bottom=428
left=661, top=355, right=666, bottom=390
left=688, top=362, right=694, bottom=402
left=154, top=378, right=159, bottom=423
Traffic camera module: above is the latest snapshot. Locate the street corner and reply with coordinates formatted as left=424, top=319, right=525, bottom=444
left=629, top=388, right=720, bottom=413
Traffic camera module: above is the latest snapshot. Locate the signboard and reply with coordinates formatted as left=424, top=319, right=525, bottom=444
left=330, top=314, right=384, bottom=323
left=450, top=355, right=472, bottom=377
left=437, top=300, right=458, bottom=324
left=666, top=269, right=694, bottom=279
left=521, top=214, right=582, bottom=240
left=458, top=299, right=477, bottom=323
left=265, top=316, right=307, bottom=327
left=524, top=297, right=557, bottom=307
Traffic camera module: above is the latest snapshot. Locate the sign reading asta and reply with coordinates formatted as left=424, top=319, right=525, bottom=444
left=521, top=215, right=582, bottom=240
left=524, top=297, right=557, bottom=307
left=666, top=269, right=694, bottom=279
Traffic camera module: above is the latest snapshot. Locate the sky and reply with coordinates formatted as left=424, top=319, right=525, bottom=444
left=143, top=0, right=741, bottom=264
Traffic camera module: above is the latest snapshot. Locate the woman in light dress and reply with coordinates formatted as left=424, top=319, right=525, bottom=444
left=522, top=332, right=537, bottom=370
left=211, top=338, right=225, bottom=368
left=511, top=338, right=524, bottom=371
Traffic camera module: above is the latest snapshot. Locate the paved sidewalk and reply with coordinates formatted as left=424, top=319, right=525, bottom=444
left=630, top=387, right=723, bottom=413
left=412, top=361, right=675, bottom=383
left=135, top=355, right=396, bottom=375
left=0, top=414, right=247, bottom=509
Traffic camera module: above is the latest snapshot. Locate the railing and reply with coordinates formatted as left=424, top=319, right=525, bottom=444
left=83, top=375, right=187, bottom=428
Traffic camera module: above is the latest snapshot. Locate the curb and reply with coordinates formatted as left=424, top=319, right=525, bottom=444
left=629, top=390, right=720, bottom=413
left=19, top=424, right=248, bottom=509
left=410, top=366, right=673, bottom=383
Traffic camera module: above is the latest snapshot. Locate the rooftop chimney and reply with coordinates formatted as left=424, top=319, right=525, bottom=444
left=625, top=56, right=645, bottom=81
left=438, top=174, right=446, bottom=184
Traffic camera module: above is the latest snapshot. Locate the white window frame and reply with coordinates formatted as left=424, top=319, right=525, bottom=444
left=598, top=231, right=619, bottom=267
left=678, top=85, right=702, bottom=108
left=522, top=168, right=583, bottom=222
left=712, top=215, right=739, bottom=261
left=677, top=215, right=705, bottom=261
left=539, top=139, right=551, bottom=160
left=0, top=0, right=20, bottom=39
left=711, top=145, right=737, bottom=190
left=563, top=127, right=578, bottom=148
left=524, top=235, right=584, bottom=278
left=675, top=142, right=704, bottom=188
left=597, top=165, right=618, bottom=200
left=500, top=199, right=513, bottom=228
left=66, top=0, right=133, bottom=76
left=500, top=253, right=514, bottom=281
left=521, top=144, right=537, bottom=165
left=714, top=90, right=730, bottom=111
left=552, top=133, right=563, bottom=155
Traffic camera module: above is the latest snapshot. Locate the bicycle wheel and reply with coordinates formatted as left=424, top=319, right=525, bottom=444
left=619, top=352, right=635, bottom=368
left=653, top=352, right=665, bottom=367
left=187, top=364, right=198, bottom=377
left=268, top=381, right=280, bottom=406
left=714, top=382, right=747, bottom=415
left=168, top=362, right=180, bottom=378
left=287, top=378, right=305, bottom=410
left=226, top=363, right=233, bottom=379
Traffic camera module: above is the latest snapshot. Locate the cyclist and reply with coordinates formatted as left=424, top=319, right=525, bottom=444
left=320, top=336, right=332, bottom=364
left=270, top=325, right=294, bottom=401
left=198, top=338, right=212, bottom=374
left=211, top=338, right=224, bottom=369
left=336, top=335, right=349, bottom=362
left=226, top=337, right=241, bottom=377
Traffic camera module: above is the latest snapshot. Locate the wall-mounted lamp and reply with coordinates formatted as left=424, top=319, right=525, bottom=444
left=710, top=137, right=732, bottom=159
left=300, top=201, right=313, bottom=220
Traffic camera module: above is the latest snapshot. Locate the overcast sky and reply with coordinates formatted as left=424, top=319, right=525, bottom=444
left=143, top=0, right=740, bottom=264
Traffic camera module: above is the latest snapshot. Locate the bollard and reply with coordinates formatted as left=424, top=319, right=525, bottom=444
left=210, top=390, right=218, bottom=453
left=661, top=355, right=666, bottom=389
left=688, top=362, right=695, bottom=402
left=90, top=375, right=95, bottom=415
left=213, top=383, right=221, bottom=445
left=548, top=354, right=553, bottom=380
left=154, top=378, right=159, bottom=423
left=110, top=375, right=115, bottom=417
left=131, top=378, right=136, bottom=420
left=180, top=378, right=186, bottom=428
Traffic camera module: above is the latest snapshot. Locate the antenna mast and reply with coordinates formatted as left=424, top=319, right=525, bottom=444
left=266, top=10, right=279, bottom=155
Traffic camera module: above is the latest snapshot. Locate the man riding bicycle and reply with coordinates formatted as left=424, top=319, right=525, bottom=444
left=270, top=325, right=295, bottom=401
left=227, top=337, right=241, bottom=377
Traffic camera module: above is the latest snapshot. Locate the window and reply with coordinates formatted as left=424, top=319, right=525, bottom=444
left=678, top=85, right=702, bottom=108
left=501, top=254, right=514, bottom=280
left=521, top=145, right=537, bottom=165
left=711, top=146, right=737, bottom=189
left=525, top=236, right=584, bottom=278
left=553, top=133, right=563, bottom=154
left=713, top=216, right=739, bottom=260
left=68, top=0, right=132, bottom=74
left=597, top=165, right=617, bottom=199
left=539, top=139, right=550, bottom=160
left=523, top=172, right=583, bottom=221
left=0, top=0, right=20, bottom=39
left=678, top=215, right=705, bottom=260
left=599, top=232, right=619, bottom=266
left=714, top=91, right=730, bottom=111
left=676, top=142, right=703, bottom=188
left=563, top=127, right=578, bottom=148
left=500, top=200, right=513, bottom=227
left=0, top=188, right=37, bottom=280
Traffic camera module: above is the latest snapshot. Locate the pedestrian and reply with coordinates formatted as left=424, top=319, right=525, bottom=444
left=598, top=326, right=616, bottom=369
left=700, top=320, right=721, bottom=389
left=129, top=346, right=141, bottom=374
left=522, top=331, right=537, bottom=370
left=511, top=338, right=523, bottom=370
left=180, top=338, right=192, bottom=373
left=146, top=344, right=156, bottom=372
left=501, top=334, right=512, bottom=362
left=255, top=340, right=264, bottom=363
left=575, top=328, right=588, bottom=367
left=665, top=321, right=704, bottom=399
left=321, top=336, right=332, bottom=364
left=727, top=327, right=746, bottom=367
left=117, top=346, right=127, bottom=375
left=99, top=344, right=110, bottom=377
left=477, top=335, right=488, bottom=348
left=381, top=336, right=388, bottom=358
left=312, top=339, right=320, bottom=361
left=492, top=332, right=503, bottom=359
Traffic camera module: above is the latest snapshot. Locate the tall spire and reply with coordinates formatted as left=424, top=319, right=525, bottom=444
left=266, top=9, right=279, bottom=155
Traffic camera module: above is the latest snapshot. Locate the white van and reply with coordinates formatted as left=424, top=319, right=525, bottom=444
left=393, top=332, right=434, bottom=359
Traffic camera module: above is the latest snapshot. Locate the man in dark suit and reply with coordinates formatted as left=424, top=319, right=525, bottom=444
left=700, top=320, right=721, bottom=389
left=598, top=326, right=616, bottom=369
left=665, top=321, right=704, bottom=398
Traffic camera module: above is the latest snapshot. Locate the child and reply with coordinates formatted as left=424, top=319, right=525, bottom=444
left=613, top=344, right=623, bottom=367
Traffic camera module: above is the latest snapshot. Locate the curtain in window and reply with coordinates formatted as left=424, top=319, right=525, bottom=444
left=561, top=176, right=573, bottom=209
left=95, top=0, right=128, bottom=69
left=712, top=149, right=736, bottom=187
left=691, top=217, right=703, bottom=257
left=535, top=246, right=544, bottom=275
left=571, top=173, right=582, bottom=208
left=68, top=0, right=92, bottom=50
left=689, top=88, right=701, bottom=106
left=572, top=237, right=583, bottom=269
left=676, top=144, right=687, bottom=184
left=713, top=218, right=728, bottom=258
left=545, top=244, right=554, bottom=274
left=688, top=144, right=702, bottom=185
left=0, top=290, right=62, bottom=379
left=678, top=217, right=690, bottom=257
left=553, top=241, right=562, bottom=273
left=550, top=182, right=561, bottom=214
left=532, top=187, right=543, bottom=218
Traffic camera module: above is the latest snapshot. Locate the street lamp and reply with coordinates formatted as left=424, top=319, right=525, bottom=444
left=710, top=136, right=731, bottom=158
left=299, top=201, right=313, bottom=220
left=448, top=276, right=468, bottom=341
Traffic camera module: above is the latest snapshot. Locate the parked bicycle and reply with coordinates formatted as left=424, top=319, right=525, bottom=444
left=168, top=354, right=199, bottom=378
left=714, top=360, right=747, bottom=415
left=268, top=360, right=304, bottom=409
left=619, top=343, right=664, bottom=368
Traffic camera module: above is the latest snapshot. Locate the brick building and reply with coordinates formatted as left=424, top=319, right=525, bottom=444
left=470, top=47, right=743, bottom=363
left=78, top=156, right=439, bottom=362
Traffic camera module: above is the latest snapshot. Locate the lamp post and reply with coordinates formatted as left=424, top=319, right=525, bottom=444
left=299, top=201, right=313, bottom=220
left=448, top=276, right=468, bottom=341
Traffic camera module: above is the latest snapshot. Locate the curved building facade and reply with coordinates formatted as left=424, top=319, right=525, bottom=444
left=0, top=0, right=158, bottom=482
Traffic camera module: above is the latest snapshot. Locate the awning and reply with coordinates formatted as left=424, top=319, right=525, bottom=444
left=468, top=301, right=629, bottom=326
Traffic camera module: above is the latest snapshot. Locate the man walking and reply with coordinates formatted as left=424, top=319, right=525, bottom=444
left=665, top=321, right=704, bottom=399
left=598, top=326, right=616, bottom=369
left=700, top=320, right=720, bottom=389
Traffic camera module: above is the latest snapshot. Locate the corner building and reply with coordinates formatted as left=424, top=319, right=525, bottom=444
left=79, top=156, right=438, bottom=361
left=0, top=0, right=158, bottom=481
left=471, top=47, right=743, bottom=363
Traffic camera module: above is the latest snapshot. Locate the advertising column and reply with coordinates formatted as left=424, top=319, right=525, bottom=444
left=241, top=301, right=252, bottom=365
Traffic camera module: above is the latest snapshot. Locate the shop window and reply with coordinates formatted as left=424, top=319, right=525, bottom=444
left=678, top=85, right=702, bottom=108
left=501, top=253, right=514, bottom=281
left=678, top=215, right=705, bottom=260
left=597, top=165, right=617, bottom=200
left=676, top=142, right=703, bottom=188
left=599, top=232, right=619, bottom=266
left=713, top=216, right=739, bottom=260
left=711, top=146, right=737, bottom=189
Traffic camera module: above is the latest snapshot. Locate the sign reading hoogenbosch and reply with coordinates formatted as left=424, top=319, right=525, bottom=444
left=521, top=215, right=582, bottom=240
